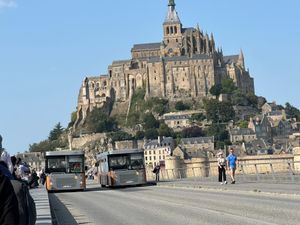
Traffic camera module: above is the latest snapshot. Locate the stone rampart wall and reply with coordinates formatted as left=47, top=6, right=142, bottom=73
left=160, top=154, right=297, bottom=180
left=72, top=133, right=107, bottom=149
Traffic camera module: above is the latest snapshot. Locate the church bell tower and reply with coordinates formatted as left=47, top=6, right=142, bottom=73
left=162, top=0, right=183, bottom=57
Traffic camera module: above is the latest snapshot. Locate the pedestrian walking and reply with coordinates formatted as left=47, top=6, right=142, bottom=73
left=217, top=151, right=227, bottom=185
left=153, top=164, right=161, bottom=182
left=227, top=147, right=238, bottom=184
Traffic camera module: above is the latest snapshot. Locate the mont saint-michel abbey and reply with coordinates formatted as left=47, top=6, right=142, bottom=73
left=75, top=0, right=254, bottom=125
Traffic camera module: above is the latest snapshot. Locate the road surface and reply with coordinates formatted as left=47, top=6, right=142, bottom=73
left=49, top=181, right=300, bottom=225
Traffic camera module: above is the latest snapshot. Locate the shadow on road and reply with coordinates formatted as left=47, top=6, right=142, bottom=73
left=49, top=194, right=79, bottom=225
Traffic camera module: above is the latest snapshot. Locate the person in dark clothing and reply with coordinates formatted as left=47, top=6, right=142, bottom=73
left=28, top=169, right=39, bottom=188
left=0, top=172, right=20, bottom=225
left=153, top=164, right=161, bottom=182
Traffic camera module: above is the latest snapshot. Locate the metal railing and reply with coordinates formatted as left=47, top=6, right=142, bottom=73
left=146, top=160, right=300, bottom=183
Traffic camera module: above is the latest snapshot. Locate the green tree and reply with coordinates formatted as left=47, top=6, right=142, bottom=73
left=158, top=123, right=173, bottom=137
left=143, top=113, right=160, bottom=130
left=29, top=138, right=68, bottom=152
left=221, top=78, right=237, bottom=94
left=181, top=126, right=204, bottom=138
left=204, top=99, right=235, bottom=123
left=231, top=90, right=247, bottom=106
left=246, top=93, right=258, bottom=108
left=135, top=131, right=145, bottom=140
left=209, top=84, right=222, bottom=98
left=204, top=124, right=230, bottom=147
left=144, top=128, right=158, bottom=140
left=68, top=111, right=77, bottom=128
left=285, top=102, right=300, bottom=121
left=86, top=108, right=117, bottom=133
left=108, top=131, right=133, bottom=142
left=175, top=101, right=190, bottom=111
left=238, top=120, right=249, bottom=128
left=190, top=113, right=206, bottom=122
left=48, top=123, right=64, bottom=141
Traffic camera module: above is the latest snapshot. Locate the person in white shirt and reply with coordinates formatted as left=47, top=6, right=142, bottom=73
left=217, top=151, right=227, bottom=185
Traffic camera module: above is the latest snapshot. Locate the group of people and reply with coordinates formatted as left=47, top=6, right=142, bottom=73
left=151, top=147, right=238, bottom=185
left=217, top=147, right=238, bottom=185
left=0, top=143, right=37, bottom=225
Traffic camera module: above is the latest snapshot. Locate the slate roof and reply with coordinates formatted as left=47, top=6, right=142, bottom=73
left=245, top=139, right=268, bottom=150
left=144, top=137, right=174, bottom=149
left=131, top=43, right=161, bottom=51
left=181, top=136, right=214, bottom=145
left=230, top=128, right=256, bottom=136
left=223, top=55, right=239, bottom=64
left=112, top=60, right=131, bottom=65
left=164, top=114, right=190, bottom=120
left=148, top=54, right=211, bottom=63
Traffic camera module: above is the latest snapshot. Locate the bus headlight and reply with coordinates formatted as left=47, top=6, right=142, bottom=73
left=74, top=176, right=78, bottom=180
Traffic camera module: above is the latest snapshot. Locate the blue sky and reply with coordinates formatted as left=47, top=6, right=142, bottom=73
left=0, top=0, right=299, bottom=155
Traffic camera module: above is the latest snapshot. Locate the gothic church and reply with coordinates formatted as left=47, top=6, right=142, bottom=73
left=75, top=0, right=254, bottom=126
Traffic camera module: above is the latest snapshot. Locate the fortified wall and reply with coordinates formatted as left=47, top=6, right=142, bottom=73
left=161, top=153, right=298, bottom=179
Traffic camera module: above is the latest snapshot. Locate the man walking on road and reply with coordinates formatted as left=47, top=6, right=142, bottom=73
left=227, top=148, right=238, bottom=184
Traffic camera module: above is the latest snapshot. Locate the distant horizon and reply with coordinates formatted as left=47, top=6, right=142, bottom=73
left=0, top=0, right=299, bottom=155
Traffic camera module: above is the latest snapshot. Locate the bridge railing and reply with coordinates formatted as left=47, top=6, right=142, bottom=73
left=146, top=160, right=300, bottom=183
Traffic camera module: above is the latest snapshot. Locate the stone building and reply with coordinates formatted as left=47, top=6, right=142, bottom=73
left=162, top=110, right=203, bottom=130
left=144, top=136, right=175, bottom=168
left=74, top=0, right=255, bottom=126
left=229, top=128, right=257, bottom=143
left=179, top=136, right=215, bottom=158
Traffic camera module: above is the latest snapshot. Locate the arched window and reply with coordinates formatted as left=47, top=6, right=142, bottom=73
left=174, top=26, right=177, bottom=34
left=170, top=27, right=173, bottom=34
left=166, top=27, right=169, bottom=35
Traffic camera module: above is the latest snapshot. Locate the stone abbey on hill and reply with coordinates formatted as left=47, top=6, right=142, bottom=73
left=74, top=0, right=254, bottom=126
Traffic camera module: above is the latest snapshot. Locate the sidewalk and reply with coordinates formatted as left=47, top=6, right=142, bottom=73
left=30, top=186, right=52, bottom=225
left=156, top=177, right=300, bottom=196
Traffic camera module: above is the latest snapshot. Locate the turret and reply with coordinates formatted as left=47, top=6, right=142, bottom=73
left=210, top=33, right=215, bottom=52
left=237, top=49, right=245, bottom=69
left=205, top=33, right=210, bottom=54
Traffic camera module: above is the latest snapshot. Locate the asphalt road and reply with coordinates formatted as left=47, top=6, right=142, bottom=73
left=49, top=181, right=300, bottom=225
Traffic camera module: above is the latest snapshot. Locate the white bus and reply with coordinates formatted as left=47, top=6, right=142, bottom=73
left=96, top=149, right=146, bottom=187
left=45, top=150, right=86, bottom=191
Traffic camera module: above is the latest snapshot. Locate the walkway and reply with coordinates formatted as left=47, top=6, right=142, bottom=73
left=30, top=186, right=52, bottom=225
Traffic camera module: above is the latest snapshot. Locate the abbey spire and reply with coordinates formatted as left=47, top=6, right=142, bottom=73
left=162, top=0, right=183, bottom=57
left=164, top=0, right=181, bottom=24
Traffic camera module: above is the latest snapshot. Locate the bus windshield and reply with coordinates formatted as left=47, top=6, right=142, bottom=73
left=109, top=155, right=129, bottom=170
left=130, top=154, right=144, bottom=170
left=108, top=153, right=144, bottom=171
left=46, top=155, right=84, bottom=173
left=68, top=156, right=84, bottom=173
left=46, top=156, right=67, bottom=173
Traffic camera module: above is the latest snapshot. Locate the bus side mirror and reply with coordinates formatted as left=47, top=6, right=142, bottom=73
left=95, top=162, right=99, bottom=167
left=85, top=166, right=88, bottom=171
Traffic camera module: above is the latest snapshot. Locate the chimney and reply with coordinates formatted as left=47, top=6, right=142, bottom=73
left=158, top=136, right=162, bottom=145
